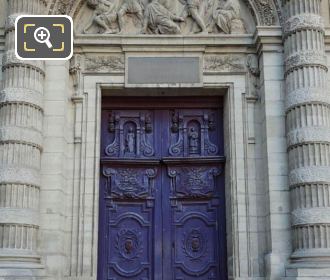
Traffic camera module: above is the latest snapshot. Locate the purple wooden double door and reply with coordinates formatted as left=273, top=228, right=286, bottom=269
left=98, top=97, right=227, bottom=280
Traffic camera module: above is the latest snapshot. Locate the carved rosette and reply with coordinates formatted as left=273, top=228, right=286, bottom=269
left=284, top=0, right=330, bottom=264
left=182, top=228, right=208, bottom=260
left=115, top=229, right=143, bottom=261
left=0, top=0, right=47, bottom=271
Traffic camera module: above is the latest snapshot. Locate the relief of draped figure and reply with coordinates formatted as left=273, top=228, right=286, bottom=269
left=142, top=0, right=184, bottom=34
left=83, top=0, right=246, bottom=35
left=211, top=0, right=245, bottom=34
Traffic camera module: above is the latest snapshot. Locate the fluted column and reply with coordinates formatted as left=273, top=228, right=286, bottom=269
left=284, top=0, right=330, bottom=268
left=0, top=0, right=46, bottom=274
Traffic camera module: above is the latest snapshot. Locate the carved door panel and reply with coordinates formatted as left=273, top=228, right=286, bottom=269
left=99, top=98, right=226, bottom=280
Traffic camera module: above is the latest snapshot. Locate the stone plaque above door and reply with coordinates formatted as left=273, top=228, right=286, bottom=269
left=126, top=56, right=201, bottom=86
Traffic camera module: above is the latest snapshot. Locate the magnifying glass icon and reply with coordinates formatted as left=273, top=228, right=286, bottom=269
left=34, top=27, right=53, bottom=49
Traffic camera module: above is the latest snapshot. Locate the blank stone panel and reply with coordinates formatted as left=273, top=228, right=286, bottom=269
left=127, top=57, right=201, bottom=85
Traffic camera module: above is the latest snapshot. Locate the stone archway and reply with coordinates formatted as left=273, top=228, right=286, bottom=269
left=47, top=0, right=281, bottom=27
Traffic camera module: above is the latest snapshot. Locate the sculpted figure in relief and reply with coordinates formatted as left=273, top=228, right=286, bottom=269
left=142, top=0, right=184, bottom=34
left=179, top=0, right=208, bottom=33
left=83, top=0, right=246, bottom=34
left=84, top=0, right=118, bottom=33
left=117, top=0, right=145, bottom=33
left=212, top=0, right=245, bottom=34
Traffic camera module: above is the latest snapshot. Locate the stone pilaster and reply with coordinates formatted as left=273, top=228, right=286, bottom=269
left=284, top=0, right=330, bottom=276
left=0, top=0, right=46, bottom=277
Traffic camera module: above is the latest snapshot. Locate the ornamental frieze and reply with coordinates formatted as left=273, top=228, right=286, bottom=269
left=84, top=55, right=124, bottom=72
left=285, top=51, right=327, bottom=73
left=81, top=0, right=247, bottom=35
left=204, top=55, right=246, bottom=72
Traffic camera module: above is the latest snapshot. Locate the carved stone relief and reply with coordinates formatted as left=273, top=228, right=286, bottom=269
left=49, top=0, right=279, bottom=28
left=82, top=0, right=247, bottom=34
left=204, top=54, right=246, bottom=72
left=84, top=55, right=124, bottom=72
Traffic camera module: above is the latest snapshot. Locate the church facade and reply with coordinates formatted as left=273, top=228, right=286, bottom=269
left=0, top=0, right=330, bottom=279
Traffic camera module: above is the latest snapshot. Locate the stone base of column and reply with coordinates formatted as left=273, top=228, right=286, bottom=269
left=283, top=265, right=330, bottom=279
left=0, top=265, right=45, bottom=279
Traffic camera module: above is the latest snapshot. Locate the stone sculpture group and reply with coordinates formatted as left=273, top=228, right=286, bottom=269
left=84, top=0, right=246, bottom=34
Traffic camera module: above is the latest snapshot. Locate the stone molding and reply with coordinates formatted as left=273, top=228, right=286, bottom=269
left=0, top=209, right=39, bottom=226
left=289, top=166, right=330, bottom=186
left=2, top=51, right=45, bottom=74
left=0, top=127, right=43, bottom=149
left=0, top=88, right=44, bottom=109
left=292, top=208, right=330, bottom=226
left=285, top=88, right=330, bottom=111
left=0, top=167, right=41, bottom=188
left=285, top=51, right=327, bottom=74
left=286, top=127, right=330, bottom=148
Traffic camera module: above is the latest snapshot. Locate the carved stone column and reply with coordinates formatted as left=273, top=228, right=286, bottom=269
left=284, top=0, right=330, bottom=273
left=0, top=0, right=46, bottom=277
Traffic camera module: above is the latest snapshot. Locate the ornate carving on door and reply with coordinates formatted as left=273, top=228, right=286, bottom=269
left=99, top=97, right=226, bottom=280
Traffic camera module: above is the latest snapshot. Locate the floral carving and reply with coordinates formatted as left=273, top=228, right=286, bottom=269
left=85, top=56, right=124, bottom=72
left=254, top=0, right=275, bottom=26
left=168, top=166, right=221, bottom=197
left=204, top=55, right=245, bottom=72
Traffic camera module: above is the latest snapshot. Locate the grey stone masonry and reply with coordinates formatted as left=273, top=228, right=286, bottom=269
left=284, top=0, right=330, bottom=268
left=0, top=0, right=46, bottom=277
